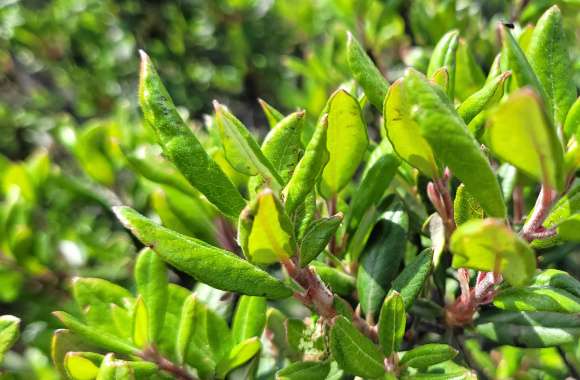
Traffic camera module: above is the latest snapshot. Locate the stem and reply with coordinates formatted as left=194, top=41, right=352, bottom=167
left=327, top=195, right=338, bottom=255
left=557, top=346, right=580, bottom=379
left=140, top=347, right=196, bottom=380
left=521, top=185, right=557, bottom=241
left=512, top=185, right=524, bottom=224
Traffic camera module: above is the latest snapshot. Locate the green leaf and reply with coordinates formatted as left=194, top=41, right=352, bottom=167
left=378, top=292, right=406, bottom=356
left=532, top=269, right=580, bottom=298
left=258, top=98, right=284, bottom=129
left=493, top=287, right=580, bottom=313
left=402, top=68, right=506, bottom=218
left=400, top=344, right=458, bottom=370
left=357, top=205, right=407, bottom=318
left=65, top=352, right=100, bottom=380
left=0, top=315, right=20, bottom=362
left=500, top=26, right=549, bottom=110
left=175, top=293, right=196, bottom=364
left=311, top=262, right=355, bottom=297
left=131, top=297, right=148, bottom=349
left=384, top=79, right=439, bottom=178
left=457, top=71, right=511, bottom=130
left=284, top=114, right=329, bottom=214
left=214, top=101, right=283, bottom=188
left=486, top=88, right=565, bottom=191
left=71, top=277, right=132, bottom=314
left=558, top=214, right=580, bottom=242
left=247, top=189, right=296, bottom=264
left=52, top=312, right=138, bottom=355
left=430, top=67, right=449, bottom=92
left=52, top=329, right=96, bottom=379
left=216, top=337, right=261, bottom=378
left=329, top=316, right=384, bottom=378
left=260, top=111, right=305, bottom=184
left=276, top=361, right=331, bottom=380
left=113, top=206, right=292, bottom=299
left=475, top=310, right=580, bottom=347
left=138, top=51, right=245, bottom=219
left=320, top=89, right=368, bottom=197
left=453, top=184, right=484, bottom=226
left=134, top=248, right=168, bottom=344
left=299, top=213, right=343, bottom=267
left=345, top=145, right=399, bottom=235
left=564, top=97, right=580, bottom=138
left=346, top=31, right=389, bottom=111
left=232, top=296, right=267, bottom=344
left=427, top=30, right=459, bottom=99
left=391, top=249, right=433, bottom=310
left=450, top=219, right=535, bottom=286
left=95, top=354, right=135, bottom=380
left=528, top=6, right=576, bottom=127
left=454, top=39, right=485, bottom=101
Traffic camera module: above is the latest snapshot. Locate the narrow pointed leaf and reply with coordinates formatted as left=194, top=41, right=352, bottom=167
left=216, top=337, right=261, bottom=378
left=457, top=72, right=511, bottom=126
left=113, top=206, right=292, bottom=299
left=455, top=39, right=485, bottom=101
left=138, top=51, right=245, bottom=219
left=284, top=115, right=329, bottom=214
left=320, top=90, right=368, bottom=198
left=400, top=344, right=458, bottom=369
left=378, top=292, right=406, bottom=356
left=329, top=316, right=384, bottom=378
left=346, top=31, right=389, bottom=111
left=493, top=287, right=580, bottom=313
left=528, top=6, right=576, bottom=127
left=427, top=30, right=459, bottom=99
left=391, top=249, right=433, bottom=310
left=134, top=248, right=167, bottom=344
left=131, top=297, right=148, bottom=348
left=232, top=296, right=267, bottom=344
left=175, top=294, right=196, bottom=364
left=299, top=213, right=343, bottom=267
left=214, top=101, right=283, bottom=188
left=276, top=361, right=331, bottom=380
left=258, top=98, right=284, bottom=129
left=450, top=219, right=535, bottom=286
left=486, top=88, right=564, bottom=191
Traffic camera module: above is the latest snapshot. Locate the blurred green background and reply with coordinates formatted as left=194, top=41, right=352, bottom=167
left=0, top=0, right=578, bottom=378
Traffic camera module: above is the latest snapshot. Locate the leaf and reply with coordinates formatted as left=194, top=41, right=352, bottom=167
left=258, top=98, right=284, bottom=129
left=454, top=39, right=485, bottom=101
left=52, top=312, right=138, bottom=356
left=113, top=206, right=292, bottom=299
left=65, top=352, right=100, bottom=380
left=345, top=142, right=399, bottom=235
left=399, top=344, right=458, bottom=370
left=299, top=213, right=343, bottom=267
left=284, top=115, right=329, bottom=214
left=383, top=79, right=439, bottom=178
left=0, top=315, right=20, bottom=362
left=346, top=31, right=389, bottom=111
left=247, top=189, right=296, bottom=264
left=450, top=219, right=535, bottom=286
left=260, top=111, right=305, bottom=184
left=320, top=89, right=368, bottom=198
left=402, top=68, right=506, bottom=218
left=457, top=71, right=511, bottom=128
left=564, top=97, right=580, bottom=138
left=391, top=249, right=433, bottom=310
left=134, top=248, right=168, bottom=344
left=71, top=277, right=132, bottom=314
left=175, top=294, right=196, bottom=364
left=453, top=184, right=484, bottom=226
left=427, top=30, right=459, bottom=99
left=216, top=337, right=261, bottom=378
left=430, top=67, right=449, bottom=92
left=558, top=215, right=580, bottom=242
left=276, top=361, right=331, bottom=380
left=52, top=329, right=96, bottom=379
left=329, top=316, right=384, bottom=378
left=214, top=101, right=283, bottom=188
left=138, top=51, right=245, bottom=219
left=475, top=310, right=580, bottom=347
left=357, top=205, right=407, bottom=318
left=493, top=287, right=580, bottom=313
left=131, top=297, right=148, bottom=349
left=528, top=6, right=576, bottom=127
left=486, top=88, right=564, bottom=191
left=232, top=296, right=267, bottom=344
left=95, top=354, right=135, bottom=380
left=378, top=292, right=406, bottom=356
left=500, top=26, right=549, bottom=110
left=311, top=262, right=355, bottom=297
left=532, top=269, right=580, bottom=298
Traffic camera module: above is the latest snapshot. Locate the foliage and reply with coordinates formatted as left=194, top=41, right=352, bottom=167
left=0, top=0, right=579, bottom=379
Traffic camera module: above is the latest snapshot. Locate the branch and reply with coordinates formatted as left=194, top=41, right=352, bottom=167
left=521, top=185, right=557, bottom=241
left=140, top=347, right=196, bottom=380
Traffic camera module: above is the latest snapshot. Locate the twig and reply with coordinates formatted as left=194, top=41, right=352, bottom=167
left=140, top=347, right=196, bottom=380
left=521, top=185, right=557, bottom=241
left=557, top=346, right=580, bottom=379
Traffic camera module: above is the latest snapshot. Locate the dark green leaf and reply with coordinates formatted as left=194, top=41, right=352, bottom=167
left=378, top=292, right=406, bottom=356
left=299, top=213, right=343, bottom=267
left=276, top=361, right=331, bottom=380
left=400, top=343, right=458, bottom=370
left=391, top=249, right=433, bottom=310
